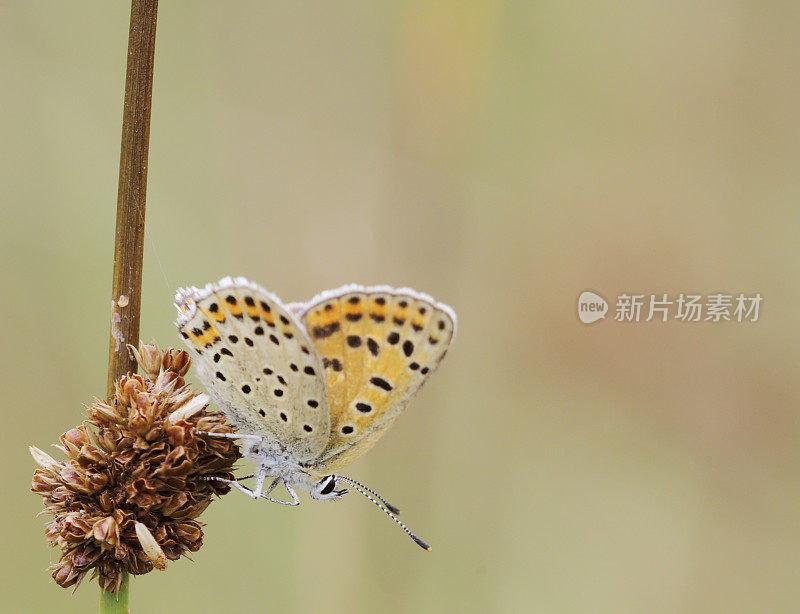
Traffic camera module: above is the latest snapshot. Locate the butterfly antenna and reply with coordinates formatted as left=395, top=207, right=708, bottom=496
left=334, top=475, right=431, bottom=551
left=334, top=475, right=401, bottom=514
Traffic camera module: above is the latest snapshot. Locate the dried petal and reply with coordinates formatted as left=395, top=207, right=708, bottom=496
left=93, top=516, right=120, bottom=547
left=31, top=470, right=59, bottom=493
left=135, top=522, right=168, bottom=570
left=159, top=446, right=194, bottom=477
left=29, top=446, right=60, bottom=473
left=62, top=515, right=92, bottom=541
left=162, top=348, right=190, bottom=377
left=78, top=444, right=107, bottom=467
left=61, top=427, right=88, bottom=457
left=50, top=559, right=79, bottom=588
left=167, top=394, right=209, bottom=425
left=60, top=466, right=95, bottom=495
left=165, top=421, right=193, bottom=447
left=129, top=342, right=163, bottom=381
left=72, top=546, right=102, bottom=569
left=90, top=401, right=121, bottom=424
left=159, top=491, right=188, bottom=517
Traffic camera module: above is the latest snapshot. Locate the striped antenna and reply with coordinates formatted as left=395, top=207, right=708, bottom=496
left=333, top=475, right=401, bottom=514
left=334, top=475, right=431, bottom=551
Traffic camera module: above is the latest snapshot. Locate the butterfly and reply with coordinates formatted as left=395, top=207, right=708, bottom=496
left=174, top=277, right=456, bottom=549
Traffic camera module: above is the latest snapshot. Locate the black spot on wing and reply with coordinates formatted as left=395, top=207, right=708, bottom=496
left=367, top=338, right=379, bottom=356
left=369, top=376, right=393, bottom=391
left=323, top=357, right=343, bottom=371
left=312, top=322, right=340, bottom=338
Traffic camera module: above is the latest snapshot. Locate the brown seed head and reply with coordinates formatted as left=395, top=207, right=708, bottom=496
left=30, top=342, right=241, bottom=594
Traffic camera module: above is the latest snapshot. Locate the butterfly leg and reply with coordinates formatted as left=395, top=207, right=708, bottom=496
left=237, top=469, right=299, bottom=505
left=194, top=431, right=262, bottom=443
left=260, top=479, right=300, bottom=506
left=199, top=465, right=269, bottom=500
left=201, top=475, right=262, bottom=499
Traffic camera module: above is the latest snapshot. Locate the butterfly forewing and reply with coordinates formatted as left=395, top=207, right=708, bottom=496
left=175, top=278, right=329, bottom=462
left=296, top=285, right=456, bottom=471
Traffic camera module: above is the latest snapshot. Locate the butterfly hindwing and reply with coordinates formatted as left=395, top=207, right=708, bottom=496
left=296, top=285, right=456, bottom=471
left=175, top=277, right=329, bottom=462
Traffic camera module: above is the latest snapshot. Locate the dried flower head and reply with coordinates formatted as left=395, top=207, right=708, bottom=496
left=31, top=342, right=240, bottom=593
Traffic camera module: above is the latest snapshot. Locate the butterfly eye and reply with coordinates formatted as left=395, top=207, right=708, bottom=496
left=319, top=476, right=336, bottom=496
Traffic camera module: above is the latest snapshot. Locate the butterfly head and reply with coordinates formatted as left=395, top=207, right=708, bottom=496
left=310, top=475, right=349, bottom=500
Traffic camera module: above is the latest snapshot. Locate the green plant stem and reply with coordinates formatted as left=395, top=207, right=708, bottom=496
left=99, top=572, right=130, bottom=614
left=103, top=0, right=158, bottom=611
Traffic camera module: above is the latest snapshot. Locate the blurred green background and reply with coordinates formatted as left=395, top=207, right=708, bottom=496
left=3, top=2, right=800, bottom=612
